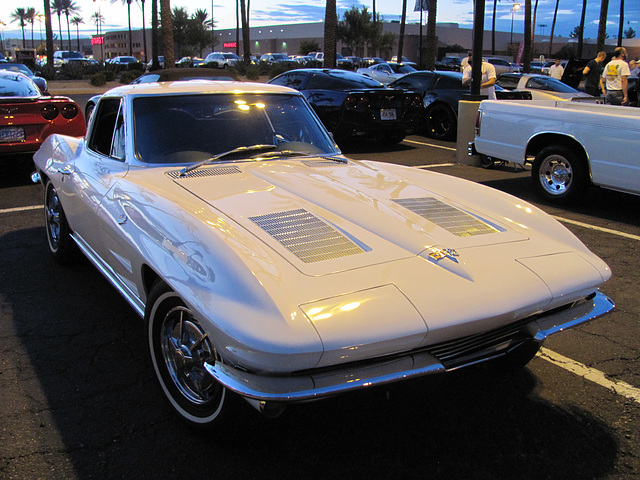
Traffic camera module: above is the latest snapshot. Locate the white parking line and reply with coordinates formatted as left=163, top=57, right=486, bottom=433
left=0, top=205, right=42, bottom=214
left=415, top=163, right=457, bottom=169
left=403, top=138, right=457, bottom=151
left=538, top=348, right=640, bottom=405
left=554, top=216, right=640, bottom=242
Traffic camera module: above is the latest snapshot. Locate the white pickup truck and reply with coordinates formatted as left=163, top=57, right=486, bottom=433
left=470, top=100, right=640, bottom=202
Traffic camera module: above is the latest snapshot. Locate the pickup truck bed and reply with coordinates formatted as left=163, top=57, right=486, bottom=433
left=472, top=100, right=640, bottom=202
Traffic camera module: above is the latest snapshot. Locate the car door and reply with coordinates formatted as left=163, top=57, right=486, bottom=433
left=61, top=97, right=131, bottom=267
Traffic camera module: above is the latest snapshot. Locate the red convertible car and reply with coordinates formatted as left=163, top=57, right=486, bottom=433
left=0, top=70, right=85, bottom=156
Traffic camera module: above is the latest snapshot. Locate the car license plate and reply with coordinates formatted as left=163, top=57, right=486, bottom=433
left=380, top=109, right=396, bottom=120
left=0, top=127, right=25, bottom=143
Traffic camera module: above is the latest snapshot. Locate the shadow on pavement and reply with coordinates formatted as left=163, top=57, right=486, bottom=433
left=0, top=228, right=619, bottom=479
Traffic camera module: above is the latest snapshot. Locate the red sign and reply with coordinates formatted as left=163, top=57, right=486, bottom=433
left=223, top=42, right=237, bottom=48
left=91, top=36, right=104, bottom=45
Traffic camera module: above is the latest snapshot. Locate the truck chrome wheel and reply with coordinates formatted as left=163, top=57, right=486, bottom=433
left=532, top=146, right=588, bottom=203
left=538, top=155, right=572, bottom=196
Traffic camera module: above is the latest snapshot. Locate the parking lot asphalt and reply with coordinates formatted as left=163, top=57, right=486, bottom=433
left=1, top=98, right=639, bottom=479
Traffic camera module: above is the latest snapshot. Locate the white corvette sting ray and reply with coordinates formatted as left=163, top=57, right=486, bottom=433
left=32, top=81, right=614, bottom=428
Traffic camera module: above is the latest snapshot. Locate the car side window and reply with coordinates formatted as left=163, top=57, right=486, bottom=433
left=270, top=73, right=306, bottom=90
left=110, top=106, right=126, bottom=160
left=88, top=98, right=122, bottom=157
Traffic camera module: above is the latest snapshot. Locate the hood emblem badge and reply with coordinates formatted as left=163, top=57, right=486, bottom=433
left=428, top=247, right=459, bottom=261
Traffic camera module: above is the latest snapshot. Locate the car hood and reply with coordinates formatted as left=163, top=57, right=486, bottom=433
left=168, top=157, right=533, bottom=275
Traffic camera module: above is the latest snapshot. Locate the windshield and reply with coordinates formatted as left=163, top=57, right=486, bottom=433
left=63, top=51, right=84, bottom=59
left=133, top=93, right=339, bottom=164
left=526, top=76, right=578, bottom=93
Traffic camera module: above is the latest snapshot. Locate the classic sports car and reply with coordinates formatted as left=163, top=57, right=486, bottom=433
left=32, top=81, right=614, bottom=429
left=0, top=70, right=85, bottom=156
left=268, top=68, right=423, bottom=144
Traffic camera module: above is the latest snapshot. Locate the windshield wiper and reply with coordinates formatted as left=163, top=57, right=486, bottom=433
left=179, top=144, right=277, bottom=176
left=251, top=150, right=348, bottom=163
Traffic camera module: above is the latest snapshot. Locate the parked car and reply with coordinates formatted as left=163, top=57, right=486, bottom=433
left=389, top=70, right=531, bottom=140
left=268, top=68, right=423, bottom=143
left=356, top=62, right=417, bottom=84
left=496, top=73, right=592, bottom=100
left=486, top=57, right=519, bottom=75
left=259, top=53, right=291, bottom=65
left=0, top=63, right=48, bottom=93
left=84, top=68, right=240, bottom=121
left=53, top=50, right=89, bottom=70
left=204, top=52, right=241, bottom=69
left=435, top=56, right=462, bottom=71
left=107, top=56, right=144, bottom=71
left=177, top=56, right=205, bottom=68
left=31, top=80, right=614, bottom=429
left=0, top=70, right=85, bottom=156
left=390, top=56, right=417, bottom=67
left=307, top=52, right=354, bottom=69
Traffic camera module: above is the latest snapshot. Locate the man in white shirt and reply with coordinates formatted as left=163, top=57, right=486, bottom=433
left=549, top=59, right=564, bottom=79
left=461, top=55, right=497, bottom=100
left=602, top=47, right=631, bottom=105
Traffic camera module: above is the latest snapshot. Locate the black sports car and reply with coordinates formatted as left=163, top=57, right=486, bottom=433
left=268, top=68, right=423, bottom=144
left=390, top=70, right=531, bottom=140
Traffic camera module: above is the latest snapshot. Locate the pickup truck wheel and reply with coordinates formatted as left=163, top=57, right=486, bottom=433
left=532, top=146, right=588, bottom=203
left=146, top=281, right=239, bottom=429
left=424, top=103, right=456, bottom=140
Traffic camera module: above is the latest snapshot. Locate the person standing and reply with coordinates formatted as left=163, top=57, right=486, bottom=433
left=602, top=47, right=631, bottom=105
left=549, top=59, right=564, bottom=80
left=462, top=55, right=497, bottom=100
left=582, top=51, right=606, bottom=97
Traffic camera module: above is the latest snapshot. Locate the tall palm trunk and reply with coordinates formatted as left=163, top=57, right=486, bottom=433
left=617, top=0, right=624, bottom=47
left=548, top=0, right=560, bottom=57
left=141, top=0, right=148, bottom=62
left=491, top=0, right=498, bottom=55
left=323, top=0, right=337, bottom=68
left=425, top=0, right=437, bottom=71
left=160, top=0, right=174, bottom=67
left=522, top=0, right=532, bottom=71
left=239, top=0, right=250, bottom=61
left=397, top=0, right=407, bottom=61
left=577, top=0, right=586, bottom=57
left=596, top=0, right=609, bottom=52
left=44, top=1, right=55, bottom=68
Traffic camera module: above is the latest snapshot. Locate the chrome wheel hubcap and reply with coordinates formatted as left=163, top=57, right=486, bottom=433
left=160, top=307, right=216, bottom=404
left=46, top=188, right=61, bottom=248
left=539, top=155, right=572, bottom=195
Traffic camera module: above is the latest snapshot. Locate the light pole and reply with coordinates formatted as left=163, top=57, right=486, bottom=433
left=510, top=3, right=521, bottom=44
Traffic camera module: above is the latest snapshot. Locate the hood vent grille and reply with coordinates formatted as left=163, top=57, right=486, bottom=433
left=250, top=209, right=364, bottom=263
left=167, top=166, right=242, bottom=179
left=393, top=197, right=498, bottom=237
left=302, top=159, right=347, bottom=168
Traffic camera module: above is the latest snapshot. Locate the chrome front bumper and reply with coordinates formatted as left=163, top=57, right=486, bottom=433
left=205, top=290, right=614, bottom=403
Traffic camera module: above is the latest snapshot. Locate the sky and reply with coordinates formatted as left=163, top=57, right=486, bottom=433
left=0, top=0, right=638, bottom=46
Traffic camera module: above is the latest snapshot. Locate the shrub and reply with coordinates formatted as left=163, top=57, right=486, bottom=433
left=60, top=63, right=84, bottom=80
left=90, top=72, right=107, bottom=86
left=245, top=65, right=260, bottom=80
left=119, top=70, right=141, bottom=84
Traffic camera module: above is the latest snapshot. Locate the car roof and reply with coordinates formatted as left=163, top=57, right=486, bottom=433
left=101, top=80, right=297, bottom=98
left=142, top=67, right=240, bottom=81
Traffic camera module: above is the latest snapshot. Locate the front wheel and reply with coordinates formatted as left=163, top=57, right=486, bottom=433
left=146, top=281, right=238, bottom=429
left=532, top=145, right=589, bottom=203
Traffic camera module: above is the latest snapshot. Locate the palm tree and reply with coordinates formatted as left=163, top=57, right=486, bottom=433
left=70, top=16, right=83, bottom=51
left=577, top=0, right=587, bottom=57
left=91, top=11, right=105, bottom=35
left=62, top=0, right=80, bottom=51
left=397, top=0, right=407, bottom=61
left=160, top=0, right=174, bottom=67
left=51, top=0, right=66, bottom=50
left=425, top=0, right=437, bottom=70
left=112, top=0, right=134, bottom=55
left=549, top=0, right=560, bottom=57
left=10, top=8, right=28, bottom=48
left=596, top=0, right=609, bottom=51
left=26, top=7, right=38, bottom=49
left=44, top=0, right=55, bottom=68
left=140, top=0, right=148, bottom=62
left=239, top=0, right=250, bottom=61
left=522, top=0, right=532, bottom=72
left=616, top=0, right=624, bottom=47
left=193, top=9, right=213, bottom=57
left=323, top=0, right=337, bottom=68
